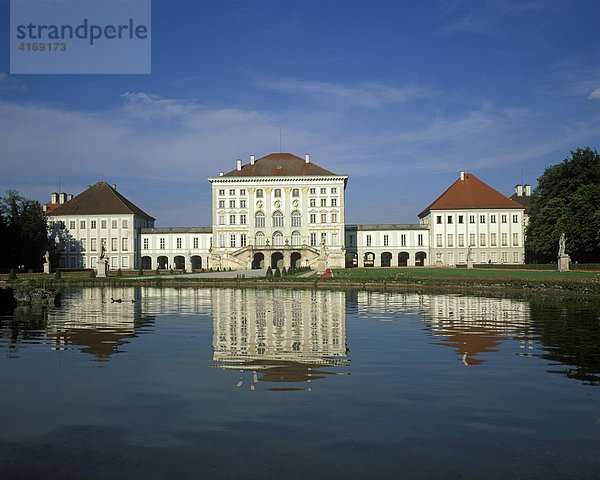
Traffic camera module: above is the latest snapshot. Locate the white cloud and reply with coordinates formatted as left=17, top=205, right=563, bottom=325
left=588, top=88, right=600, bottom=100
left=0, top=72, right=26, bottom=92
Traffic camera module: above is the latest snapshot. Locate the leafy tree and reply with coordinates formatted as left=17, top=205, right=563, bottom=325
left=0, top=191, right=49, bottom=270
left=526, top=148, right=600, bottom=263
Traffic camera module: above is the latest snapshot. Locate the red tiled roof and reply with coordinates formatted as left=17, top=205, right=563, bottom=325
left=42, top=202, right=62, bottom=214
left=222, top=153, right=336, bottom=177
left=419, top=173, right=524, bottom=217
left=45, top=182, right=155, bottom=220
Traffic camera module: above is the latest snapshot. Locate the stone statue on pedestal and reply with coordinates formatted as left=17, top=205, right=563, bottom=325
left=466, top=246, right=474, bottom=269
left=557, top=233, right=570, bottom=272
left=43, top=251, right=51, bottom=274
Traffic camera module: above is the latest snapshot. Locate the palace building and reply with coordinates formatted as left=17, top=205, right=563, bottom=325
left=44, top=152, right=526, bottom=270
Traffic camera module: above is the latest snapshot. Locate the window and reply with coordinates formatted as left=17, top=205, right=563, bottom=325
left=230, top=214, right=236, bottom=225
left=366, top=235, right=371, bottom=247
left=502, top=233, right=508, bottom=246
left=219, top=234, right=226, bottom=247
left=291, top=211, right=301, bottom=227
left=469, top=215, right=475, bottom=224
left=447, top=216, right=453, bottom=224
left=80, top=220, right=86, bottom=229
left=101, top=238, right=107, bottom=249
left=143, top=238, right=149, bottom=249
left=309, top=188, right=316, bottom=195
left=331, top=187, right=337, bottom=194
left=321, top=198, right=327, bottom=207
left=513, top=233, right=519, bottom=246
left=458, top=215, right=464, bottom=224
left=90, top=256, right=97, bottom=268
left=272, top=211, right=284, bottom=227
left=436, top=234, right=443, bottom=247
left=219, top=189, right=225, bottom=195
left=218, top=215, right=225, bottom=225
left=230, top=234, right=236, bottom=248
left=69, top=221, right=75, bottom=229
left=240, top=214, right=246, bottom=225
left=255, top=212, right=265, bottom=227
left=331, top=198, right=337, bottom=207
left=111, top=238, right=118, bottom=251
left=111, top=257, right=118, bottom=268
left=490, top=233, right=497, bottom=246
left=310, top=232, right=317, bottom=246
left=502, top=252, right=508, bottom=263
left=101, top=220, right=107, bottom=229
left=310, top=198, right=316, bottom=207
left=490, top=252, right=497, bottom=263
left=122, top=238, right=128, bottom=251
left=176, top=237, right=182, bottom=249
left=447, top=234, right=453, bottom=247
left=469, top=234, right=476, bottom=246
left=229, top=200, right=236, bottom=208
left=160, top=238, right=165, bottom=249
left=310, top=213, right=316, bottom=224
left=91, top=238, right=97, bottom=251
left=490, top=215, right=496, bottom=224
left=501, top=214, right=507, bottom=223
left=480, top=215, right=485, bottom=224
left=273, top=231, right=284, bottom=246
left=459, top=252, right=465, bottom=263
left=321, top=232, right=327, bottom=245
left=480, top=233, right=486, bottom=246
left=81, top=238, right=86, bottom=251
left=458, top=234, right=464, bottom=247
left=513, top=252, right=520, bottom=263
left=331, top=213, right=337, bottom=223
left=112, top=220, right=117, bottom=229
left=240, top=189, right=245, bottom=195
left=274, top=189, right=281, bottom=198
left=256, top=189, right=263, bottom=198
left=401, top=234, right=406, bottom=247
left=321, top=213, right=327, bottom=223
left=240, top=200, right=246, bottom=208
left=91, top=220, right=97, bottom=229
left=193, top=237, right=199, bottom=249
left=320, top=188, right=326, bottom=194
left=121, top=257, right=129, bottom=268
left=291, top=231, right=301, bottom=246
left=437, top=216, right=442, bottom=224
left=349, top=235, right=353, bottom=246
left=240, top=234, right=247, bottom=247
left=219, top=200, right=225, bottom=208
left=418, top=234, right=423, bottom=246
left=480, top=252, right=486, bottom=263
left=512, top=214, right=519, bottom=223
left=383, top=235, right=389, bottom=246
left=255, top=232, right=265, bottom=246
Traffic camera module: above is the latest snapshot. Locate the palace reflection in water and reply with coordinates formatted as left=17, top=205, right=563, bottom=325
left=211, top=289, right=349, bottom=391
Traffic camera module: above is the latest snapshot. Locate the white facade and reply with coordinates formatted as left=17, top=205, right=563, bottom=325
left=139, top=227, right=212, bottom=270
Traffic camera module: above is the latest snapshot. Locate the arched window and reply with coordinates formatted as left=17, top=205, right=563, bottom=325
left=272, top=211, right=284, bottom=227
left=291, top=210, right=301, bottom=227
left=273, top=231, right=284, bottom=246
left=255, top=231, right=265, bottom=246
left=291, top=230, right=302, bottom=246
left=256, top=189, right=263, bottom=198
left=255, top=211, right=265, bottom=227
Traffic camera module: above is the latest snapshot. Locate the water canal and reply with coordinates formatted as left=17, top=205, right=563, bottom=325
left=1, top=287, right=599, bottom=479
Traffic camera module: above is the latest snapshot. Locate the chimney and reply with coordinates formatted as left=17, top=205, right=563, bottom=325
left=524, top=184, right=531, bottom=196
left=305, top=153, right=310, bottom=164
left=515, top=184, right=523, bottom=196
left=42, top=204, right=47, bottom=212
left=460, top=171, right=465, bottom=181
left=219, top=172, right=224, bottom=177
left=51, top=192, right=58, bottom=204
left=250, top=154, right=255, bottom=165
left=112, top=184, right=116, bottom=190
left=236, top=159, right=242, bottom=171
left=59, top=192, right=67, bottom=204
left=67, top=194, right=73, bottom=201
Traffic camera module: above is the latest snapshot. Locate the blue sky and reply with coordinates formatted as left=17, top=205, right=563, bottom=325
left=1, top=0, right=599, bottom=226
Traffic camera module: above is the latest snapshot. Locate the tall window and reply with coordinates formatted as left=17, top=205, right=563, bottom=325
left=321, top=213, right=327, bottom=223
left=469, top=234, right=475, bottom=246
left=111, top=238, right=117, bottom=251
left=480, top=233, right=486, bottom=246
left=321, top=232, right=327, bottom=244
left=274, top=189, right=281, bottom=197
left=160, top=238, right=165, bottom=249
left=273, top=231, right=284, bottom=246
left=310, top=198, right=316, bottom=207
left=122, top=220, right=128, bottom=229
left=240, top=214, right=246, bottom=225
left=436, top=234, right=443, bottom=247
left=501, top=215, right=507, bottom=223
left=490, top=233, right=497, bottom=246
left=310, top=213, right=316, bottom=224
left=332, top=231, right=338, bottom=245
left=81, top=238, right=86, bottom=251
left=512, top=214, right=519, bottom=223
left=229, top=200, right=235, bottom=208
left=331, top=213, right=337, bottom=223
left=321, top=198, right=327, bottom=207
left=240, top=200, right=246, bottom=208
left=447, top=216, right=453, bottom=224
left=320, top=188, right=326, bottom=194
left=229, top=189, right=235, bottom=195
left=418, top=234, right=423, bottom=246
left=230, top=234, right=236, bottom=248
left=255, top=212, right=265, bottom=227
left=193, top=237, right=199, bottom=248
left=513, top=233, right=519, bottom=246
left=291, top=211, right=301, bottom=227
left=310, top=232, right=317, bottom=246
left=331, top=187, right=336, bottom=194
left=230, top=214, right=236, bottom=225
left=447, top=234, right=453, bottom=247
left=292, top=188, right=299, bottom=197
left=480, top=215, right=485, bottom=224
left=383, top=235, right=389, bottom=246
left=256, top=189, right=263, bottom=198
left=80, top=220, right=86, bottom=229
left=218, top=189, right=225, bottom=195
left=366, top=235, right=371, bottom=247
left=331, top=198, right=337, bottom=207
left=240, top=234, right=247, bottom=247
left=437, top=216, right=442, bottom=224
left=122, top=238, right=128, bottom=251
left=111, top=220, right=117, bottom=229
left=309, top=188, right=316, bottom=195
left=219, top=200, right=225, bottom=208
left=401, top=234, right=406, bottom=247
left=143, top=238, right=149, bottom=250
left=176, top=237, right=182, bottom=249
left=91, top=238, right=97, bottom=251
left=490, top=215, right=496, bottom=224
left=219, top=234, right=226, bottom=247
left=292, top=231, right=301, bottom=246
left=272, top=211, right=284, bottom=227
left=458, top=215, right=464, bottom=224
left=69, top=221, right=76, bottom=229
left=458, top=234, right=464, bottom=247
left=255, top=231, right=265, bottom=246
left=469, top=215, right=475, bottom=224
left=502, top=233, right=508, bottom=246
left=101, top=220, right=107, bottom=229
left=91, top=220, right=97, bottom=229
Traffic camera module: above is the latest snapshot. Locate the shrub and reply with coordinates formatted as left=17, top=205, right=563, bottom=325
left=274, top=267, right=281, bottom=277
left=138, top=268, right=144, bottom=276
left=8, top=269, right=17, bottom=280
left=89, top=269, right=96, bottom=278
left=155, top=267, right=160, bottom=275
left=170, top=268, right=174, bottom=275
left=54, top=270, right=61, bottom=279
left=281, top=267, right=287, bottom=276
left=266, top=266, right=273, bottom=277
left=116, top=268, right=123, bottom=277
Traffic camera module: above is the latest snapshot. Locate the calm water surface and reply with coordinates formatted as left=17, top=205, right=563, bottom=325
left=1, top=287, right=599, bottom=479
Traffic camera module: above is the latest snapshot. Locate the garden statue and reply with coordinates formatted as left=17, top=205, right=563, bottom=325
left=557, top=233, right=570, bottom=272
left=558, top=233, right=566, bottom=257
